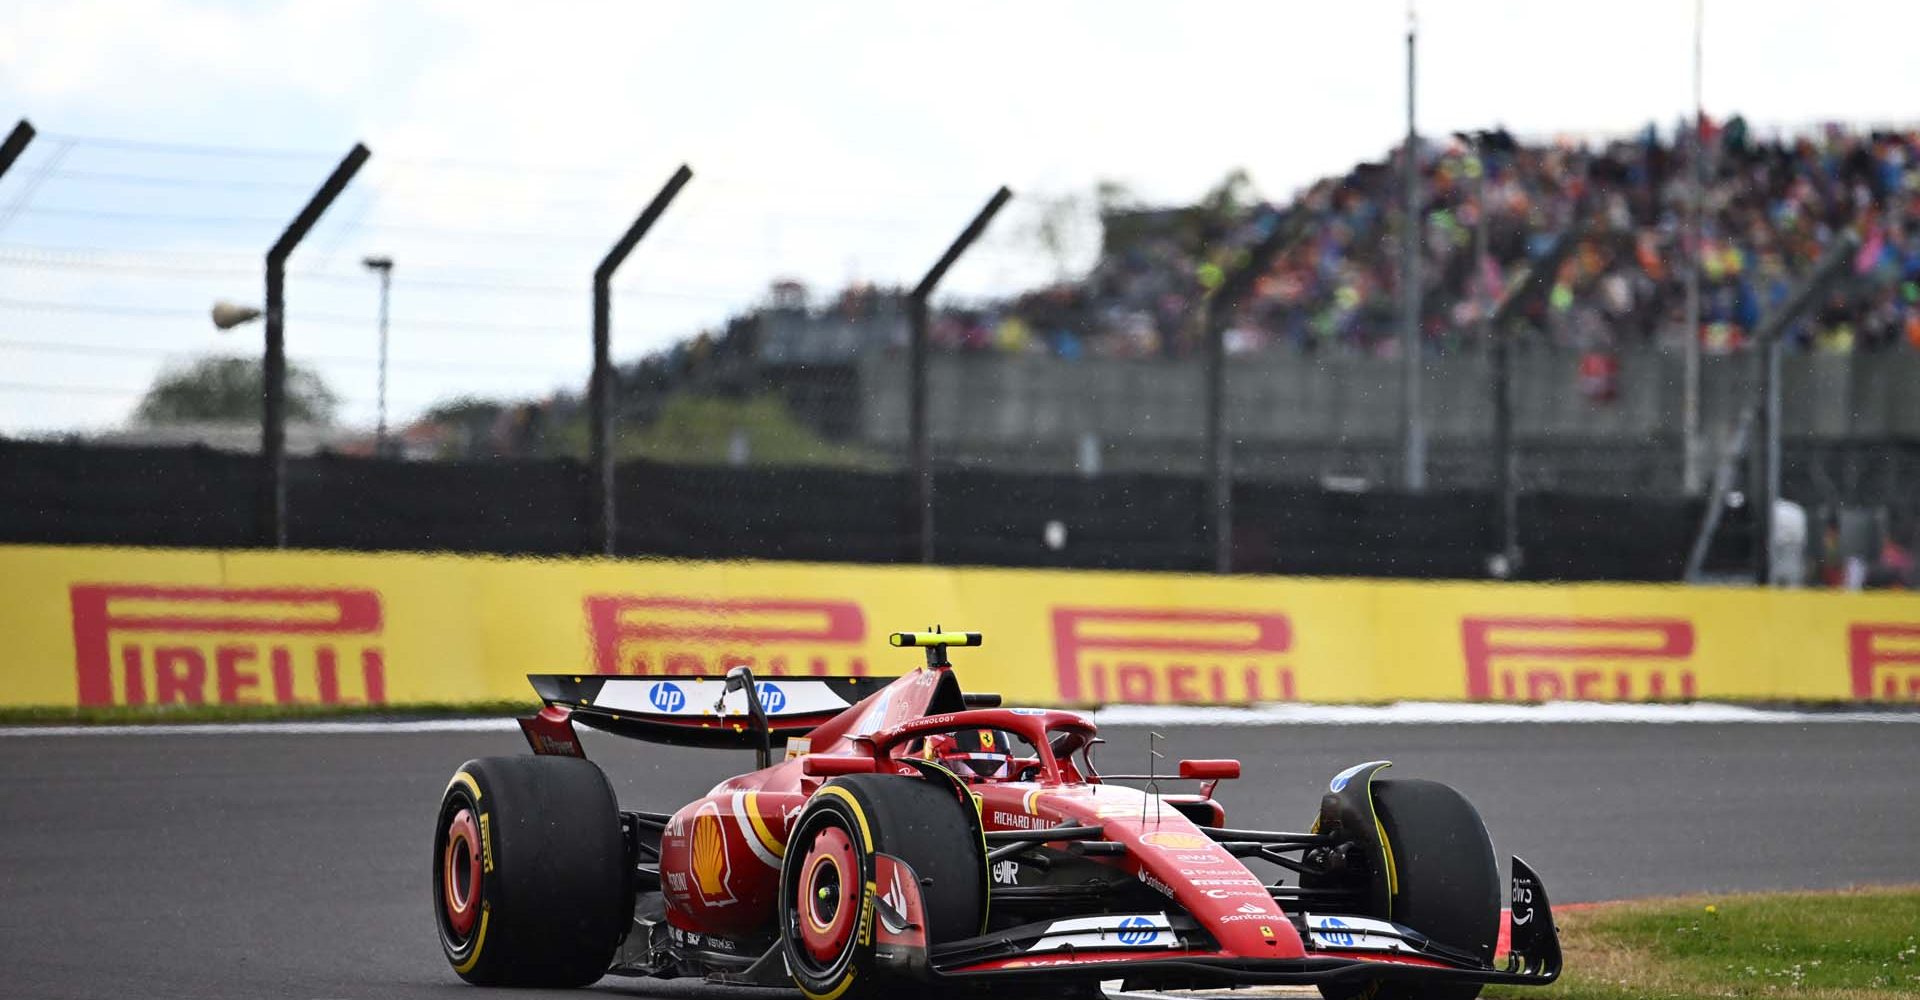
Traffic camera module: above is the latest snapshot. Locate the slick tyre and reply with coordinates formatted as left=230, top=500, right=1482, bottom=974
left=433, top=756, right=627, bottom=987
left=779, top=774, right=987, bottom=1000
left=1319, top=778, right=1499, bottom=1000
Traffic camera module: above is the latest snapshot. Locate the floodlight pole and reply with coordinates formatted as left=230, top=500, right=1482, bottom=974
left=262, top=142, right=369, bottom=548
left=362, top=256, right=394, bottom=456
left=1400, top=12, right=1426, bottom=492
left=0, top=120, right=35, bottom=181
left=1682, top=0, right=1707, bottom=494
left=590, top=164, right=693, bottom=557
left=909, top=186, right=1011, bottom=565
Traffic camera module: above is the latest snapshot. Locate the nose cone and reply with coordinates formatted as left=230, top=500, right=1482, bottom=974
left=1127, top=827, right=1301, bottom=956
left=1017, top=785, right=1306, bottom=957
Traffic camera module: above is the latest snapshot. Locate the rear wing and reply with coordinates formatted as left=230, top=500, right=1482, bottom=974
left=525, top=673, right=892, bottom=751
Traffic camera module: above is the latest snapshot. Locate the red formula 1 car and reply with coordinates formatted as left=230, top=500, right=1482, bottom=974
left=433, top=631, right=1561, bottom=998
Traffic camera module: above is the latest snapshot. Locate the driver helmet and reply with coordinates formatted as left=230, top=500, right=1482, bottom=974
left=920, top=728, right=1016, bottom=782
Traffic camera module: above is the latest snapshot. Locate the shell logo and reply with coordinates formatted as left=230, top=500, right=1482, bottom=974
left=1141, top=831, right=1211, bottom=850
left=691, top=801, right=733, bottom=904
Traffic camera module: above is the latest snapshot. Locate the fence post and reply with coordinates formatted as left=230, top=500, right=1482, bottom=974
left=908, top=186, right=1011, bottom=565
left=590, top=164, right=693, bottom=557
left=262, top=143, right=369, bottom=548
left=1682, top=406, right=1756, bottom=581
left=1746, top=233, right=1856, bottom=585
left=1202, top=213, right=1305, bottom=574
left=1485, top=222, right=1584, bottom=577
left=0, top=120, right=35, bottom=181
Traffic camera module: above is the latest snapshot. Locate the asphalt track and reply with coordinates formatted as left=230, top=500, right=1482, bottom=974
left=2, top=720, right=1916, bottom=999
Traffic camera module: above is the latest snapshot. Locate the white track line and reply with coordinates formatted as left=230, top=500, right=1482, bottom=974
left=0, top=718, right=523, bottom=737
left=0, top=700, right=1914, bottom=737
left=1090, top=701, right=1920, bottom=726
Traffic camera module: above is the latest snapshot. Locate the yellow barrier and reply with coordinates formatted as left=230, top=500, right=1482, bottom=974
left=3, top=544, right=1917, bottom=709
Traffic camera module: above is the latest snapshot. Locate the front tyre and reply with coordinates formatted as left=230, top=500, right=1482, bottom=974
left=778, top=774, right=987, bottom=1000
left=433, top=756, right=627, bottom=987
left=1320, top=778, right=1499, bottom=1000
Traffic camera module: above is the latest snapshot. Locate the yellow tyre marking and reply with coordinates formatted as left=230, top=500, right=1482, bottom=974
left=1375, top=812, right=1399, bottom=898
left=902, top=759, right=993, bottom=935
left=815, top=786, right=872, bottom=852
left=445, top=770, right=488, bottom=975
left=478, top=812, right=494, bottom=873
left=745, top=791, right=786, bottom=860
left=794, top=788, right=876, bottom=1000
left=445, top=770, right=482, bottom=802
left=452, top=902, right=491, bottom=974
left=797, top=967, right=857, bottom=1000
left=857, top=880, right=876, bottom=947
left=1363, top=768, right=1400, bottom=906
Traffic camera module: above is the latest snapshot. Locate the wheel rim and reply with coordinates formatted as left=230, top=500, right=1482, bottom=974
left=443, top=808, right=483, bottom=939
left=796, top=825, right=858, bottom=963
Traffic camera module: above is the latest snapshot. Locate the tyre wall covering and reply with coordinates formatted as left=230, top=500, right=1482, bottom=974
left=1, top=543, right=1915, bottom=709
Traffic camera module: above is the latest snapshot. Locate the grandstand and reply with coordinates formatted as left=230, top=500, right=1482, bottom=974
left=3, top=113, right=1916, bottom=586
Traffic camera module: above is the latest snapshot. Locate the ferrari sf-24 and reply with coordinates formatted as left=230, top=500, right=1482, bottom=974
left=433, top=629, right=1561, bottom=998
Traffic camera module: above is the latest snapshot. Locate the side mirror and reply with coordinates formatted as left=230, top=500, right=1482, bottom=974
left=1178, top=759, right=1240, bottom=781
left=803, top=755, right=878, bottom=777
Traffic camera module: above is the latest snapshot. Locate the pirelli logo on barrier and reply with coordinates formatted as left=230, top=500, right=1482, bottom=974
left=1461, top=616, right=1696, bottom=701
left=69, top=584, right=387, bottom=707
left=586, top=596, right=870, bottom=676
left=1050, top=607, right=1295, bottom=705
left=1849, top=623, right=1920, bottom=701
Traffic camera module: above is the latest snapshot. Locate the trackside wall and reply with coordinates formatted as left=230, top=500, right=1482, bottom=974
left=1, top=544, right=1916, bottom=709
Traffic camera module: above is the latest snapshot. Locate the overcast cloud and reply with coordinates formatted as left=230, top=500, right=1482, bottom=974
left=3, top=0, right=1916, bottom=434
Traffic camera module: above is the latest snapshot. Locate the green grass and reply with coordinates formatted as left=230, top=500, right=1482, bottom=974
left=0, top=700, right=533, bottom=726
left=1489, top=886, right=1920, bottom=1000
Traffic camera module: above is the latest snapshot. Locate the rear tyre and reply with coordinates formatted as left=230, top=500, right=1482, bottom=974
left=433, top=756, right=627, bottom=987
left=1319, top=778, right=1499, bottom=1000
left=778, top=774, right=987, bottom=1000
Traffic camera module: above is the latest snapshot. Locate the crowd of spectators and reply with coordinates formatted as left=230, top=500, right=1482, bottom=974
left=920, top=118, right=1920, bottom=360
left=594, top=117, right=1920, bottom=406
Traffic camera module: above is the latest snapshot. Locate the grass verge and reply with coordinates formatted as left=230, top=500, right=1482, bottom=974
left=1489, top=885, right=1920, bottom=1000
left=0, top=700, right=532, bottom=726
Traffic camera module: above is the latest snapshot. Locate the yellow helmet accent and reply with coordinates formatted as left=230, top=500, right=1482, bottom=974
left=889, top=631, right=983, bottom=647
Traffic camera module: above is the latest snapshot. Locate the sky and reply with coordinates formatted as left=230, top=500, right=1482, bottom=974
left=3, top=0, right=1918, bottom=435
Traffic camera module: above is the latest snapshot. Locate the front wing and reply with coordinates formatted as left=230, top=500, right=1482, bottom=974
left=874, top=856, right=1561, bottom=992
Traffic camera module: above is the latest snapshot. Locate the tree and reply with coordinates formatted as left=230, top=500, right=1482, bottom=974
left=134, top=356, right=340, bottom=425
left=1022, top=192, right=1097, bottom=283
left=418, top=396, right=549, bottom=459
left=542, top=392, right=880, bottom=468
